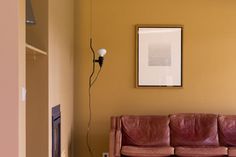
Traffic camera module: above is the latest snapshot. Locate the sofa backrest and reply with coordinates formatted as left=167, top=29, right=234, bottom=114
left=170, top=113, right=219, bottom=146
left=218, top=115, right=236, bottom=146
left=121, top=115, right=170, bottom=146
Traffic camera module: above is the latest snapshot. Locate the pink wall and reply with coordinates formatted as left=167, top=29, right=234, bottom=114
left=0, top=0, right=19, bottom=156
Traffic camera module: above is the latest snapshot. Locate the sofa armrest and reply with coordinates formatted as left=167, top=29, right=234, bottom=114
left=115, top=117, right=122, bottom=157
left=109, top=116, right=122, bottom=157
left=109, top=117, right=117, bottom=157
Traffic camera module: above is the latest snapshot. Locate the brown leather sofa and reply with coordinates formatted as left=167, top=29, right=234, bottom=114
left=109, top=113, right=236, bottom=157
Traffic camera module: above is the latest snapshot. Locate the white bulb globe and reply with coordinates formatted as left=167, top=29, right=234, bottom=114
left=97, top=48, right=107, bottom=57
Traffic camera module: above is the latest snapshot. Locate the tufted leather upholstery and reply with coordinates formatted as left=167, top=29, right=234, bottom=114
left=175, top=146, right=227, bottom=157
left=109, top=114, right=235, bottom=157
left=170, top=113, right=219, bottom=146
left=218, top=115, right=236, bottom=146
left=228, top=147, right=236, bottom=157
left=121, top=115, right=170, bottom=146
left=121, top=146, right=174, bottom=157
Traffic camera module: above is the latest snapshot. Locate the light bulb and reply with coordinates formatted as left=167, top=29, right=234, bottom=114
left=97, top=48, right=107, bottom=57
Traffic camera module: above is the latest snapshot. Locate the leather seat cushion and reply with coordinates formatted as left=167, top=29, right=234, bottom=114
left=218, top=115, right=236, bottom=146
left=121, top=115, right=170, bottom=146
left=175, top=147, right=227, bottom=157
left=228, top=147, right=236, bottom=157
left=121, top=146, right=174, bottom=157
left=170, top=113, right=219, bottom=146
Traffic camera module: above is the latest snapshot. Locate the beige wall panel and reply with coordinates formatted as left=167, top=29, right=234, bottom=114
left=19, top=0, right=26, bottom=156
left=26, top=0, right=48, bottom=51
left=74, top=0, right=236, bottom=156
left=26, top=55, right=48, bottom=157
left=48, top=0, right=74, bottom=156
left=0, top=0, right=24, bottom=156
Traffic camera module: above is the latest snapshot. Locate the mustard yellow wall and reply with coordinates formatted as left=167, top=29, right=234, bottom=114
left=75, top=0, right=236, bottom=156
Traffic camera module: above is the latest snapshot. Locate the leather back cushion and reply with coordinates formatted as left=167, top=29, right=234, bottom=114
left=170, top=113, right=219, bottom=146
left=121, top=115, right=170, bottom=146
left=218, top=115, right=236, bottom=146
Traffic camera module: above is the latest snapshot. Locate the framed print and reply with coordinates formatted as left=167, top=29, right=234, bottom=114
left=136, top=25, right=183, bottom=87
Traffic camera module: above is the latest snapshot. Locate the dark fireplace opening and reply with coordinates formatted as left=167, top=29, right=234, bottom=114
left=52, top=105, right=61, bottom=157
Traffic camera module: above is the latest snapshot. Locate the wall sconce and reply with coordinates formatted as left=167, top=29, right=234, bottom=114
left=86, top=0, right=108, bottom=154
left=95, top=48, right=107, bottom=67
left=87, top=38, right=107, bottom=157
left=90, top=38, right=107, bottom=68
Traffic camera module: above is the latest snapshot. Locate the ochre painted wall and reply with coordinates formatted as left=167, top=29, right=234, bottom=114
left=75, top=0, right=236, bottom=156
